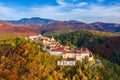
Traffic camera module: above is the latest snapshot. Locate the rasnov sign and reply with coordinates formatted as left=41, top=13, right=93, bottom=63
left=57, top=61, right=76, bottom=66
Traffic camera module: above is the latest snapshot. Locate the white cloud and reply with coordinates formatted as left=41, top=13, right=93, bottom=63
left=76, top=2, right=88, bottom=7
left=56, top=0, right=68, bottom=6
left=0, top=1, right=120, bottom=23
left=30, top=4, right=120, bottom=23
left=0, top=5, right=18, bottom=19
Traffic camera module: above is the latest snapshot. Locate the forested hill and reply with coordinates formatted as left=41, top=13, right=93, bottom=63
left=0, top=38, right=120, bottom=79
left=44, top=30, right=120, bottom=65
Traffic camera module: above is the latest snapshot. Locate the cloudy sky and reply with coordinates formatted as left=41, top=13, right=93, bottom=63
left=0, top=0, right=120, bottom=23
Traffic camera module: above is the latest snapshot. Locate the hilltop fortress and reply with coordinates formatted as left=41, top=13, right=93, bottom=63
left=26, top=34, right=93, bottom=62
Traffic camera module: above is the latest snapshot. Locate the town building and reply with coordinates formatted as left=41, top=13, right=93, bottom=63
left=27, top=34, right=94, bottom=62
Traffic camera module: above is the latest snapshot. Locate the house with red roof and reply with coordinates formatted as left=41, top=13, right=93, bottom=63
left=63, top=47, right=93, bottom=61
left=27, top=34, right=94, bottom=62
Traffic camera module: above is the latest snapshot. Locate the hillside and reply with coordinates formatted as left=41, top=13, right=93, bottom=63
left=0, top=38, right=120, bottom=80
left=44, top=30, right=120, bottom=65
left=40, top=21, right=120, bottom=33
left=0, top=21, right=41, bottom=40
left=40, top=21, right=95, bottom=33
left=90, top=22, right=120, bottom=32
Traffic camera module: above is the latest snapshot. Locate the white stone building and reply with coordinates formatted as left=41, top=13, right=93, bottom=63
left=26, top=34, right=94, bottom=62
left=62, top=47, right=93, bottom=61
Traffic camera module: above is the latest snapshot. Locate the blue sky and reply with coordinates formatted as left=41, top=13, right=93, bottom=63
left=0, top=0, right=120, bottom=23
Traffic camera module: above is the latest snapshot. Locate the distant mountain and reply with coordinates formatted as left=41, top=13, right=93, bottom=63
left=40, top=21, right=120, bottom=33
left=4, top=17, right=120, bottom=33
left=40, top=21, right=95, bottom=33
left=90, top=22, right=120, bottom=32
left=0, top=20, right=40, bottom=36
left=6, top=17, right=58, bottom=25
left=66, top=20, right=81, bottom=23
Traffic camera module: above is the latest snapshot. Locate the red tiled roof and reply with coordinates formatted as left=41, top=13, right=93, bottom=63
left=75, top=52, right=90, bottom=54
left=51, top=47, right=90, bottom=54
left=51, top=47, right=67, bottom=53
left=66, top=51, right=75, bottom=53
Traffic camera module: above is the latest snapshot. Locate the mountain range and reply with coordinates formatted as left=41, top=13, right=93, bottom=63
left=1, top=17, right=120, bottom=34
left=40, top=21, right=120, bottom=33
left=6, top=17, right=58, bottom=25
